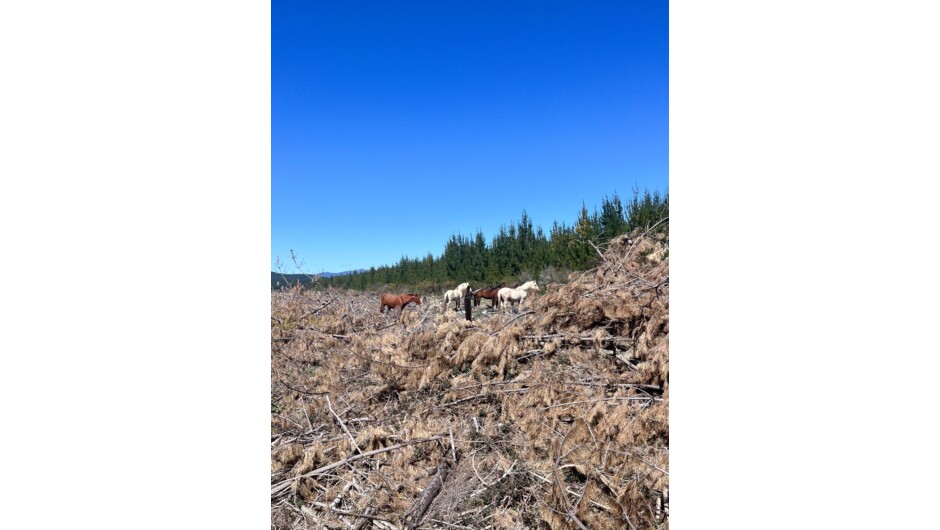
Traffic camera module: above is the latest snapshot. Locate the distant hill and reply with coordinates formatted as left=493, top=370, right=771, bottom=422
left=271, top=270, right=365, bottom=289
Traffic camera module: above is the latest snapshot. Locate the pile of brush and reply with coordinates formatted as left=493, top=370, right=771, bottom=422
left=271, top=229, right=669, bottom=529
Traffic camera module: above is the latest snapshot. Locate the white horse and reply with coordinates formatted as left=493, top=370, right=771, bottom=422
left=444, top=282, right=471, bottom=311
left=498, top=281, right=540, bottom=312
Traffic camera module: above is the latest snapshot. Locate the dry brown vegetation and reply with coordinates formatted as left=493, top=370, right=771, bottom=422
left=272, top=230, right=669, bottom=529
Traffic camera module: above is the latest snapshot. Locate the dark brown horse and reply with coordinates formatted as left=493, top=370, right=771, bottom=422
left=473, top=284, right=504, bottom=308
left=380, top=293, right=421, bottom=313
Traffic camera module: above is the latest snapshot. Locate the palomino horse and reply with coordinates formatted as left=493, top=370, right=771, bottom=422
left=444, top=282, right=471, bottom=311
left=473, top=284, right=504, bottom=308
left=380, top=293, right=421, bottom=313
left=497, top=281, right=540, bottom=312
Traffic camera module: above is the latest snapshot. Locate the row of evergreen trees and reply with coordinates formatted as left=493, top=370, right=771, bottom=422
left=312, top=188, right=667, bottom=292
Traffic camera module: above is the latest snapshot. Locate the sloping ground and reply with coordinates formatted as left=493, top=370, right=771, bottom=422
left=271, top=230, right=669, bottom=529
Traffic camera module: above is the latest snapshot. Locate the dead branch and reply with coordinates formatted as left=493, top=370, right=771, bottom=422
left=351, top=508, right=378, bottom=530
left=277, top=377, right=328, bottom=397
left=295, top=329, right=351, bottom=340
left=540, top=396, right=662, bottom=411
left=300, top=297, right=337, bottom=320
left=520, top=333, right=634, bottom=346
left=587, top=239, right=607, bottom=262
left=471, top=456, right=516, bottom=489
left=326, top=394, right=362, bottom=455
left=432, top=387, right=530, bottom=411
left=403, top=462, right=453, bottom=529
left=566, top=381, right=663, bottom=393
left=489, top=310, right=535, bottom=335
left=271, top=435, right=447, bottom=498
left=311, top=502, right=392, bottom=525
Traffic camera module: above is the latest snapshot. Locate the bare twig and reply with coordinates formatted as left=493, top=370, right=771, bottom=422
left=587, top=239, right=607, bottom=262
left=300, top=397, right=315, bottom=434
left=565, top=381, right=663, bottom=393
left=490, top=311, right=535, bottom=335
left=431, top=387, right=530, bottom=412
left=471, top=456, right=517, bottom=489
left=300, top=297, right=337, bottom=320
left=311, top=503, right=392, bottom=525
left=540, top=396, right=661, bottom=411
left=426, top=519, right=474, bottom=530
left=630, top=448, right=669, bottom=476
left=277, top=377, right=327, bottom=397
left=350, top=508, right=377, bottom=530
left=326, top=394, right=362, bottom=455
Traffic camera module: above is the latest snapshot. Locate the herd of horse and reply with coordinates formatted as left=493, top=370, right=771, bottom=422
left=379, top=281, right=540, bottom=315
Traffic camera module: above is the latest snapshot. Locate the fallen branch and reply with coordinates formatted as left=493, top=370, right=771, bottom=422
left=300, top=297, right=337, bottom=320
left=351, top=507, right=378, bottom=530
left=432, top=387, right=530, bottom=411
left=521, top=334, right=634, bottom=346
left=271, top=435, right=447, bottom=498
left=540, top=396, right=663, bottom=411
left=277, top=377, right=327, bottom=397
left=326, top=394, right=362, bottom=455
left=403, top=462, right=452, bottom=529
left=471, top=456, right=516, bottom=488
left=296, top=329, right=350, bottom=340
left=566, top=381, right=663, bottom=393
left=490, top=311, right=535, bottom=335
left=311, top=503, right=392, bottom=525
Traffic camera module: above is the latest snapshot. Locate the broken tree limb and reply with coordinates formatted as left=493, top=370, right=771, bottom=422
left=520, top=334, right=635, bottom=346
left=300, top=297, right=337, bottom=320
left=403, top=462, right=453, bottom=529
left=565, top=381, right=663, bottom=393
left=432, top=387, right=530, bottom=411
left=271, top=435, right=447, bottom=498
left=490, top=311, right=535, bottom=335
left=311, top=503, right=391, bottom=525
left=351, top=507, right=379, bottom=530
left=326, top=394, right=362, bottom=455
left=587, top=239, right=607, bottom=262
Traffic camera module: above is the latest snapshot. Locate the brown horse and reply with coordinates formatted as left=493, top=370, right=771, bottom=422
left=380, top=293, right=421, bottom=313
left=473, top=284, right=504, bottom=308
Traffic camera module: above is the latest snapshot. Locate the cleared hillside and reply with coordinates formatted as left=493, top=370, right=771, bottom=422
left=271, top=229, right=669, bottom=529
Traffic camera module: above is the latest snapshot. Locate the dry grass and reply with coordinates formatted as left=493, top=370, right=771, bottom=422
left=272, top=230, right=669, bottom=529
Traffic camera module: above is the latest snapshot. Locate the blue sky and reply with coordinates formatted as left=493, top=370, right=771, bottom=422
left=273, top=1, right=668, bottom=274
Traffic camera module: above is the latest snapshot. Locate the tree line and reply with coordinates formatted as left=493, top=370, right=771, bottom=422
left=303, top=188, right=667, bottom=292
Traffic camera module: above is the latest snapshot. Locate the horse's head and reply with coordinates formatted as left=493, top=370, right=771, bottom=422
left=410, top=294, right=422, bottom=304
left=521, top=281, right=539, bottom=292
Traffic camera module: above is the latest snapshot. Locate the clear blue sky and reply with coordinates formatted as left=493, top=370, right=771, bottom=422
left=273, top=1, right=668, bottom=274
